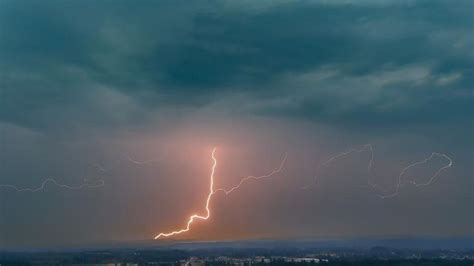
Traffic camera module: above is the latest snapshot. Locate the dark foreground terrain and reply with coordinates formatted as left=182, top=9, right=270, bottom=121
left=1, top=239, right=472, bottom=265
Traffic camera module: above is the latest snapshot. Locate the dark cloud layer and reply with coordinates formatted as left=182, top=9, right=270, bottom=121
left=0, top=0, right=472, bottom=248
left=1, top=0, right=472, bottom=129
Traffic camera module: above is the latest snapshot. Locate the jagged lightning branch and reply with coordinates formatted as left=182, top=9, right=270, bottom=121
left=215, top=153, right=287, bottom=195
left=92, top=153, right=164, bottom=173
left=301, top=144, right=373, bottom=190
left=122, top=153, right=164, bottom=165
left=303, top=144, right=453, bottom=198
left=0, top=178, right=104, bottom=192
left=1, top=160, right=106, bottom=193
left=0, top=151, right=163, bottom=194
left=154, top=148, right=286, bottom=239
left=381, top=151, right=453, bottom=198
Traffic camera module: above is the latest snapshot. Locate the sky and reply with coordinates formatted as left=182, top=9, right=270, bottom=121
left=0, top=0, right=473, bottom=248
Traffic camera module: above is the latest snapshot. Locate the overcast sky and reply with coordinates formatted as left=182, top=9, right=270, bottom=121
left=0, top=0, right=473, bottom=248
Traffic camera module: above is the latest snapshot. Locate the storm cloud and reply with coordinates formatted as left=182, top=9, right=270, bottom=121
left=0, top=0, right=472, bottom=248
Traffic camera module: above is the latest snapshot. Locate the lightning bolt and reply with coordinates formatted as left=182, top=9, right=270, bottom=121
left=0, top=177, right=104, bottom=192
left=122, top=153, right=164, bottom=165
left=154, top=147, right=218, bottom=239
left=92, top=152, right=165, bottom=173
left=154, top=148, right=286, bottom=239
left=303, top=144, right=453, bottom=198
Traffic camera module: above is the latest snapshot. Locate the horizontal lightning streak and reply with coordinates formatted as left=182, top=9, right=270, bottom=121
left=123, top=154, right=164, bottom=165
left=303, top=144, right=453, bottom=198
left=92, top=153, right=165, bottom=173
left=215, top=153, right=287, bottom=195
left=301, top=144, right=373, bottom=190
left=0, top=178, right=105, bottom=192
left=6, top=152, right=166, bottom=193
left=381, top=152, right=453, bottom=198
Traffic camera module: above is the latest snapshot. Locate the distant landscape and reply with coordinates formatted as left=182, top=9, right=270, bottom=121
left=2, top=238, right=473, bottom=265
